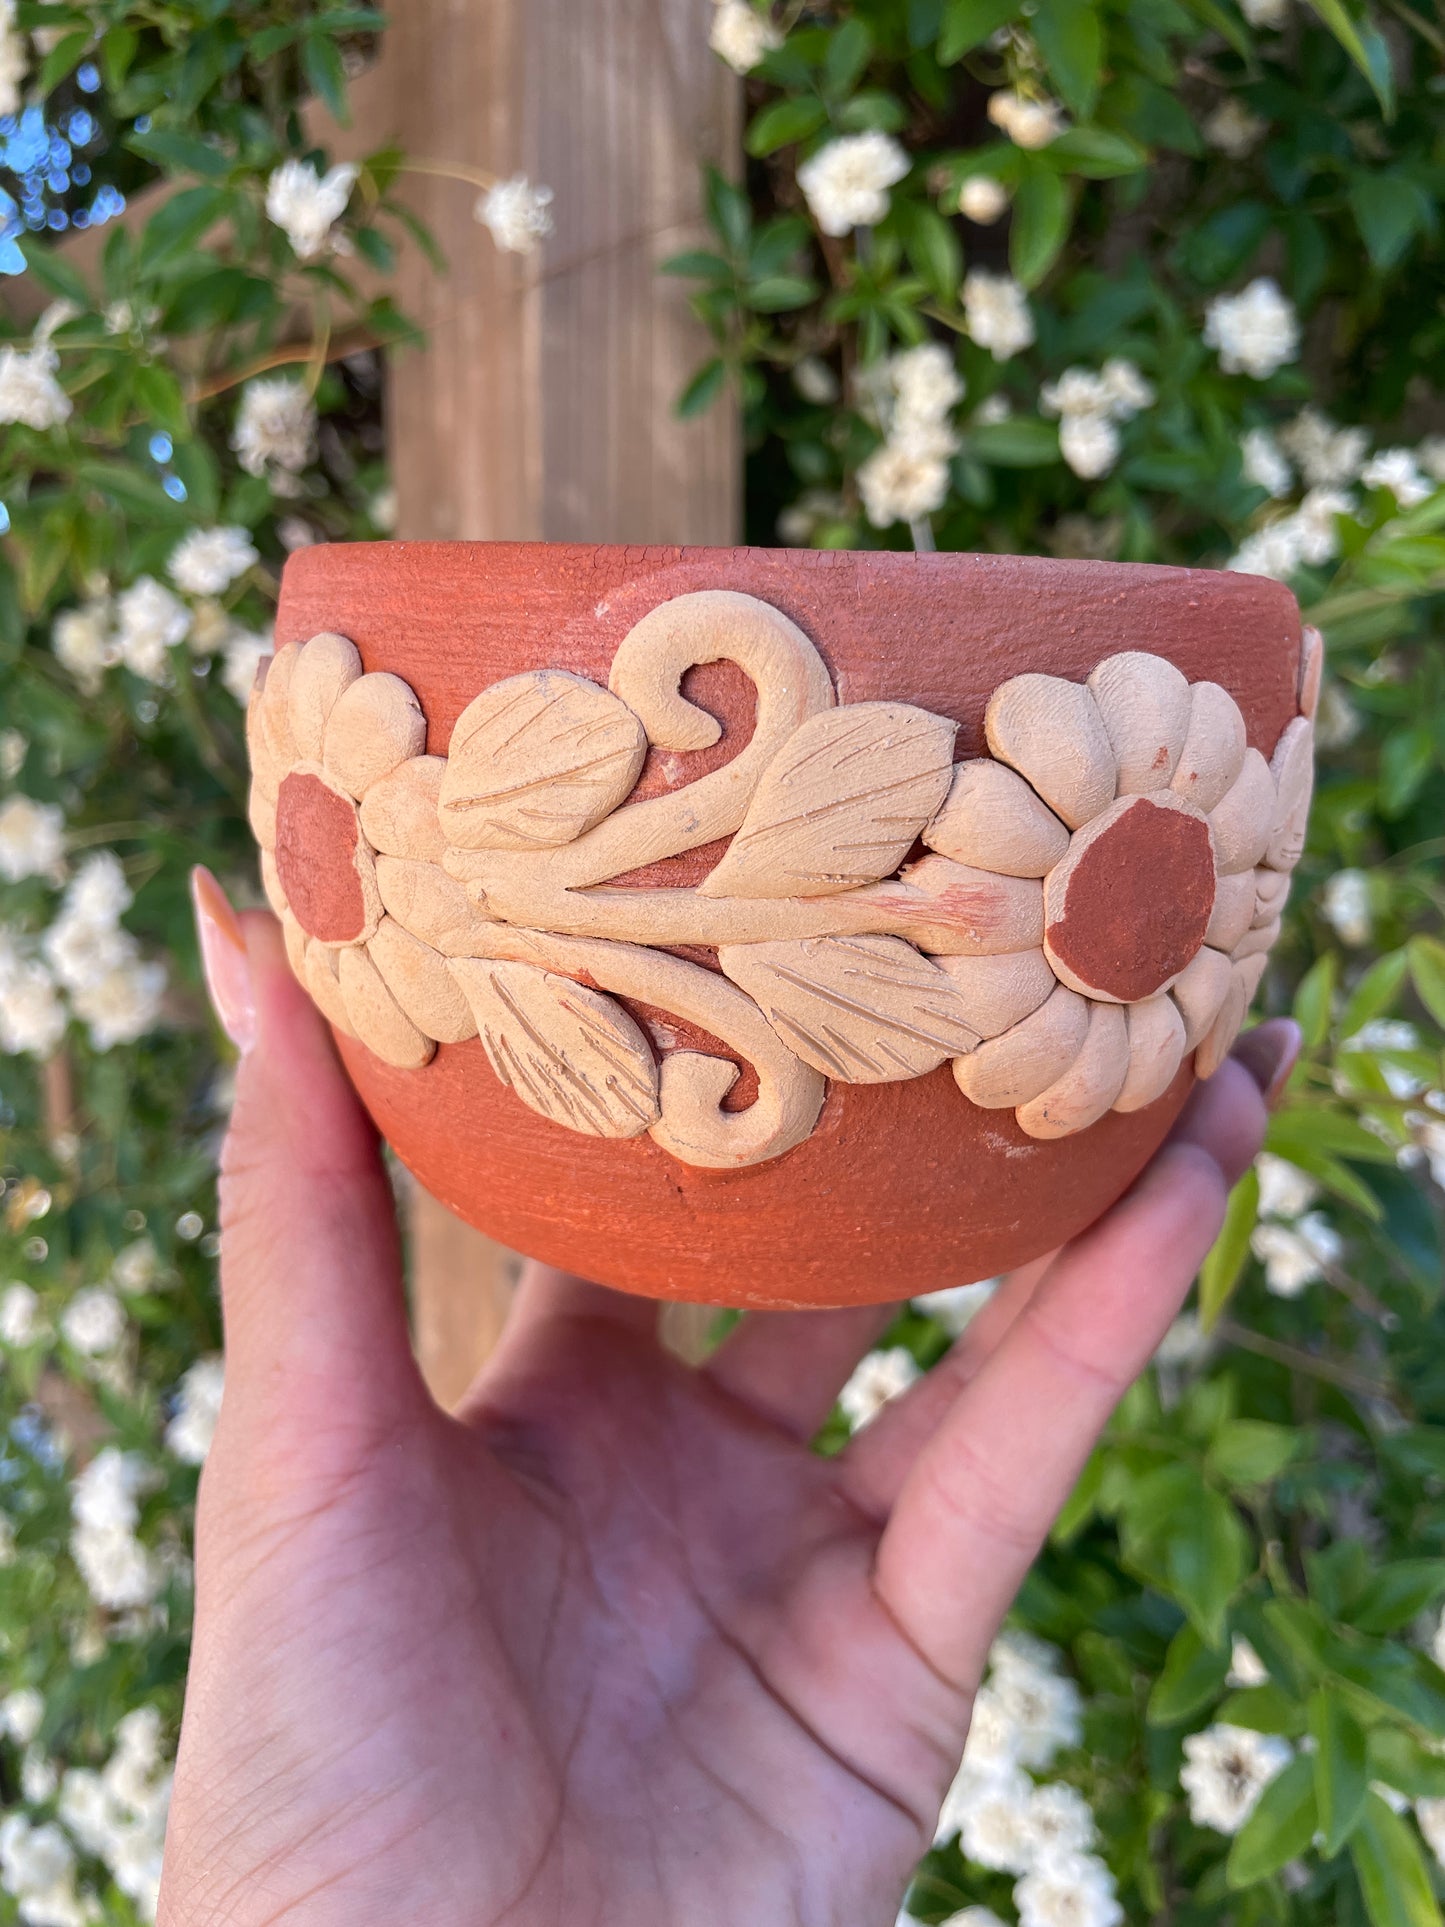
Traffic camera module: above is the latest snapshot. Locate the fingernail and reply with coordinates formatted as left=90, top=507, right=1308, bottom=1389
left=1231, top=1018, right=1302, bottom=1111
left=191, top=866, right=257, bottom=1055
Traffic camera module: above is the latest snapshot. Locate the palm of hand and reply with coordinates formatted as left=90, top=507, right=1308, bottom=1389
left=160, top=916, right=1274, bottom=1927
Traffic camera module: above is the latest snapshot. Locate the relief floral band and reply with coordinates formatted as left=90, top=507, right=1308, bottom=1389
left=247, top=590, right=1318, bottom=1170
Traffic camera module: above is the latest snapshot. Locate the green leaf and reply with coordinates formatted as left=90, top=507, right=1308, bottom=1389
left=967, top=416, right=1061, bottom=466
left=745, top=274, right=819, bottom=312
left=37, top=26, right=89, bottom=96
left=1179, top=0, right=1253, bottom=60
left=302, top=32, right=351, bottom=125
left=1010, top=166, right=1069, bottom=288
left=1349, top=175, right=1428, bottom=271
left=1310, top=1690, right=1370, bottom=1856
left=1170, top=1488, right=1251, bottom=1646
left=15, top=234, right=91, bottom=307
left=898, top=202, right=962, bottom=304
left=127, top=129, right=232, bottom=179
left=676, top=357, right=727, bottom=418
left=1293, top=952, right=1337, bottom=1048
left=1408, top=937, right=1445, bottom=1029
left=823, top=19, right=873, bottom=98
left=1217, top=1684, right=1306, bottom=1735
left=1208, top=1419, right=1300, bottom=1488
left=139, top=185, right=228, bottom=269
left=1199, top=1167, right=1259, bottom=1331
left=746, top=97, right=829, bottom=158
left=249, top=22, right=300, bottom=59
left=1031, top=0, right=1102, bottom=118
left=1352, top=1562, right=1445, bottom=1637
left=1046, top=126, right=1148, bottom=178
left=1350, top=1792, right=1442, bottom=1927
left=1369, top=1728, right=1445, bottom=1802
left=938, top=0, right=1019, bottom=63
left=1339, top=949, right=1409, bottom=1039
left=1227, top=1756, right=1317, bottom=1888
left=1148, top=1623, right=1230, bottom=1725
left=660, top=249, right=733, bottom=282
left=99, top=23, right=139, bottom=89
left=131, top=362, right=189, bottom=439
left=1301, top=0, right=1396, bottom=119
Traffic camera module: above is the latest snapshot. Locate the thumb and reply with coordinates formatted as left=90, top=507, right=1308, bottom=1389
left=192, top=868, right=428, bottom=1431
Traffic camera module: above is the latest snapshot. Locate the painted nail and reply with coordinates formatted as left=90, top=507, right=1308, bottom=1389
left=1231, top=1017, right=1302, bottom=1111
left=191, top=866, right=257, bottom=1055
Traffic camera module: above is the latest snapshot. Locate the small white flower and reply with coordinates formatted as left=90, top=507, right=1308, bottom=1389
left=60, top=1287, right=125, bottom=1358
left=0, top=0, right=26, bottom=118
left=166, top=1356, right=224, bottom=1464
left=114, top=576, right=189, bottom=681
left=974, top=393, right=1013, bottom=426
left=1294, top=485, right=1354, bottom=563
left=1022, top=1780, right=1097, bottom=1863
left=1256, top=1153, right=1318, bottom=1222
left=1279, top=407, right=1368, bottom=487
left=1418, top=436, right=1445, bottom=483
left=71, top=956, right=167, bottom=1051
left=959, top=175, right=1009, bottom=224
left=474, top=175, right=555, bottom=254
left=20, top=1746, right=57, bottom=1805
left=1155, top=1311, right=1210, bottom=1367
left=1418, top=1796, right=1445, bottom=1871
left=1361, top=447, right=1433, bottom=506
left=43, top=916, right=131, bottom=997
left=958, top=1764, right=1039, bottom=1872
left=1098, top=358, right=1154, bottom=417
left=792, top=355, right=839, bottom=405
left=1014, top=1850, right=1122, bottom=1927
left=51, top=599, right=118, bottom=693
left=232, top=377, right=317, bottom=482
left=0, top=728, right=25, bottom=781
left=1240, top=0, right=1289, bottom=23
left=939, top=1913, right=1007, bottom=1927
left=839, top=1346, right=920, bottom=1429
left=168, top=526, right=258, bottom=597
left=0, top=343, right=71, bottom=430
left=798, top=131, right=910, bottom=236
left=0, top=1813, right=75, bottom=1903
left=708, top=0, right=781, bottom=73
left=266, top=158, right=358, bottom=260
left=1250, top=1214, right=1341, bottom=1297
left=963, top=270, right=1035, bottom=361
left=0, top=1283, right=43, bottom=1347
left=1240, top=427, right=1292, bottom=497
left=913, top=1280, right=997, bottom=1336
left=1315, top=679, right=1361, bottom=749
left=1060, top=413, right=1120, bottom=480
left=59, top=851, right=132, bottom=932
left=858, top=438, right=953, bottom=528
left=1204, top=278, right=1300, bottom=379
left=1181, top=1722, right=1292, bottom=1833
left=1228, top=1637, right=1269, bottom=1687
left=2, top=1686, right=44, bottom=1745
left=989, top=1632, right=1084, bottom=1768
left=1229, top=517, right=1306, bottom=582
left=0, top=955, right=66, bottom=1057
left=1203, top=98, right=1267, bottom=157
left=987, top=90, right=1065, bottom=150
left=0, top=795, right=64, bottom=882
left=220, top=628, right=275, bottom=705
left=1321, top=868, right=1373, bottom=946
left=890, top=341, right=965, bottom=433
left=70, top=1449, right=160, bottom=1611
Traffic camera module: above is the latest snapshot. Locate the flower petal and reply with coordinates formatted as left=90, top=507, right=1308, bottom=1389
left=1204, top=869, right=1257, bottom=952
left=281, top=909, right=309, bottom=984
left=985, top=674, right=1116, bottom=829
left=1087, top=652, right=1191, bottom=794
left=1262, top=716, right=1313, bottom=874
left=934, top=946, right=1056, bottom=1039
left=1298, top=625, right=1323, bottom=721
left=1015, top=1001, right=1129, bottom=1139
left=375, top=855, right=493, bottom=956
left=259, top=849, right=288, bottom=918
left=1207, top=748, right=1275, bottom=876
left=952, top=983, right=1090, bottom=1108
left=246, top=685, right=281, bottom=802
left=288, top=632, right=362, bottom=761
left=324, top=672, right=428, bottom=800
left=338, top=944, right=435, bottom=1069
left=1114, top=995, right=1186, bottom=1114
left=259, top=640, right=300, bottom=767
left=924, top=759, right=1070, bottom=877
left=1170, top=681, right=1246, bottom=815
left=1252, top=867, right=1290, bottom=927
left=369, top=917, right=477, bottom=1044
left=854, top=854, right=1044, bottom=955
left=1171, top=945, right=1233, bottom=1051
left=1194, top=964, right=1251, bottom=1079
left=304, top=941, right=356, bottom=1037
left=247, top=778, right=277, bottom=851
left=359, top=754, right=447, bottom=861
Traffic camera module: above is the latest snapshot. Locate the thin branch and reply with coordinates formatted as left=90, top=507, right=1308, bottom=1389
left=1215, top=1318, right=1396, bottom=1403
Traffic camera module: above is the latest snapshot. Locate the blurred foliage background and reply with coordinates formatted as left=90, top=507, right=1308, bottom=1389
left=0, top=0, right=1444, bottom=1922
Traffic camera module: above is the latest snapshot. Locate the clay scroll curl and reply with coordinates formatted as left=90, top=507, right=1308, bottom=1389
left=247, top=595, right=1319, bottom=1167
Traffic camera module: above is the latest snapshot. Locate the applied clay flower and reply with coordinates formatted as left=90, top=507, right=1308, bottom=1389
left=926, top=648, right=1314, bottom=1138
left=246, top=631, right=483, bottom=1068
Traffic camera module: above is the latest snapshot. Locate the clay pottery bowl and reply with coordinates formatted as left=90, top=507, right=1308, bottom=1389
left=252, top=541, right=1315, bottom=1309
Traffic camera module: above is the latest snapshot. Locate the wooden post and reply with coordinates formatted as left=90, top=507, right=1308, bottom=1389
left=381, top=0, right=741, bottom=1400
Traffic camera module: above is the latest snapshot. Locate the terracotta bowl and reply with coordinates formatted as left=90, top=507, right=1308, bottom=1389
left=253, top=541, right=1314, bottom=1309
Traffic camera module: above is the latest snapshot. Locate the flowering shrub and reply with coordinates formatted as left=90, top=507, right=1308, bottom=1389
left=682, top=2, right=1445, bottom=1921
left=0, top=0, right=1442, bottom=1923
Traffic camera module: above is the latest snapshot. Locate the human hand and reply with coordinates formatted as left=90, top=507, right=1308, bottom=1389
left=158, top=871, right=1297, bottom=1927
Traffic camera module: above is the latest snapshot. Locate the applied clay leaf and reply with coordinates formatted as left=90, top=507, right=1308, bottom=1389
left=699, top=701, right=957, bottom=899
left=449, top=958, right=660, bottom=1137
left=718, top=934, right=980, bottom=1082
left=438, top=670, right=648, bottom=852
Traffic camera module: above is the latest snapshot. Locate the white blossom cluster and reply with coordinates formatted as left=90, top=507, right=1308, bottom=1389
left=1180, top=1722, right=1292, bottom=1833
left=0, top=850, right=167, bottom=1057
left=474, top=176, right=555, bottom=255
left=1040, top=359, right=1154, bottom=480
left=165, top=1355, right=225, bottom=1463
left=1249, top=1151, right=1342, bottom=1297
left=1203, top=98, right=1267, bottom=157
left=986, top=90, right=1065, bottom=150
left=1, top=1703, right=173, bottom=1924
left=799, top=131, right=910, bottom=236
left=265, top=159, right=358, bottom=260
left=1320, top=868, right=1373, bottom=947
left=0, top=342, right=72, bottom=431
left=0, top=0, right=27, bottom=117
left=962, top=270, right=1035, bottom=362
left=839, top=1345, right=920, bottom=1429
left=935, top=1634, right=1122, bottom=1927
left=231, top=375, right=317, bottom=491
left=857, top=342, right=964, bottom=530
left=1204, top=277, right=1299, bottom=380
left=708, top=0, right=780, bottom=74
left=69, top=1448, right=161, bottom=1614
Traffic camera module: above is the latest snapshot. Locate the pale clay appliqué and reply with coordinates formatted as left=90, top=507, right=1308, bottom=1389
left=248, top=592, right=1319, bottom=1169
